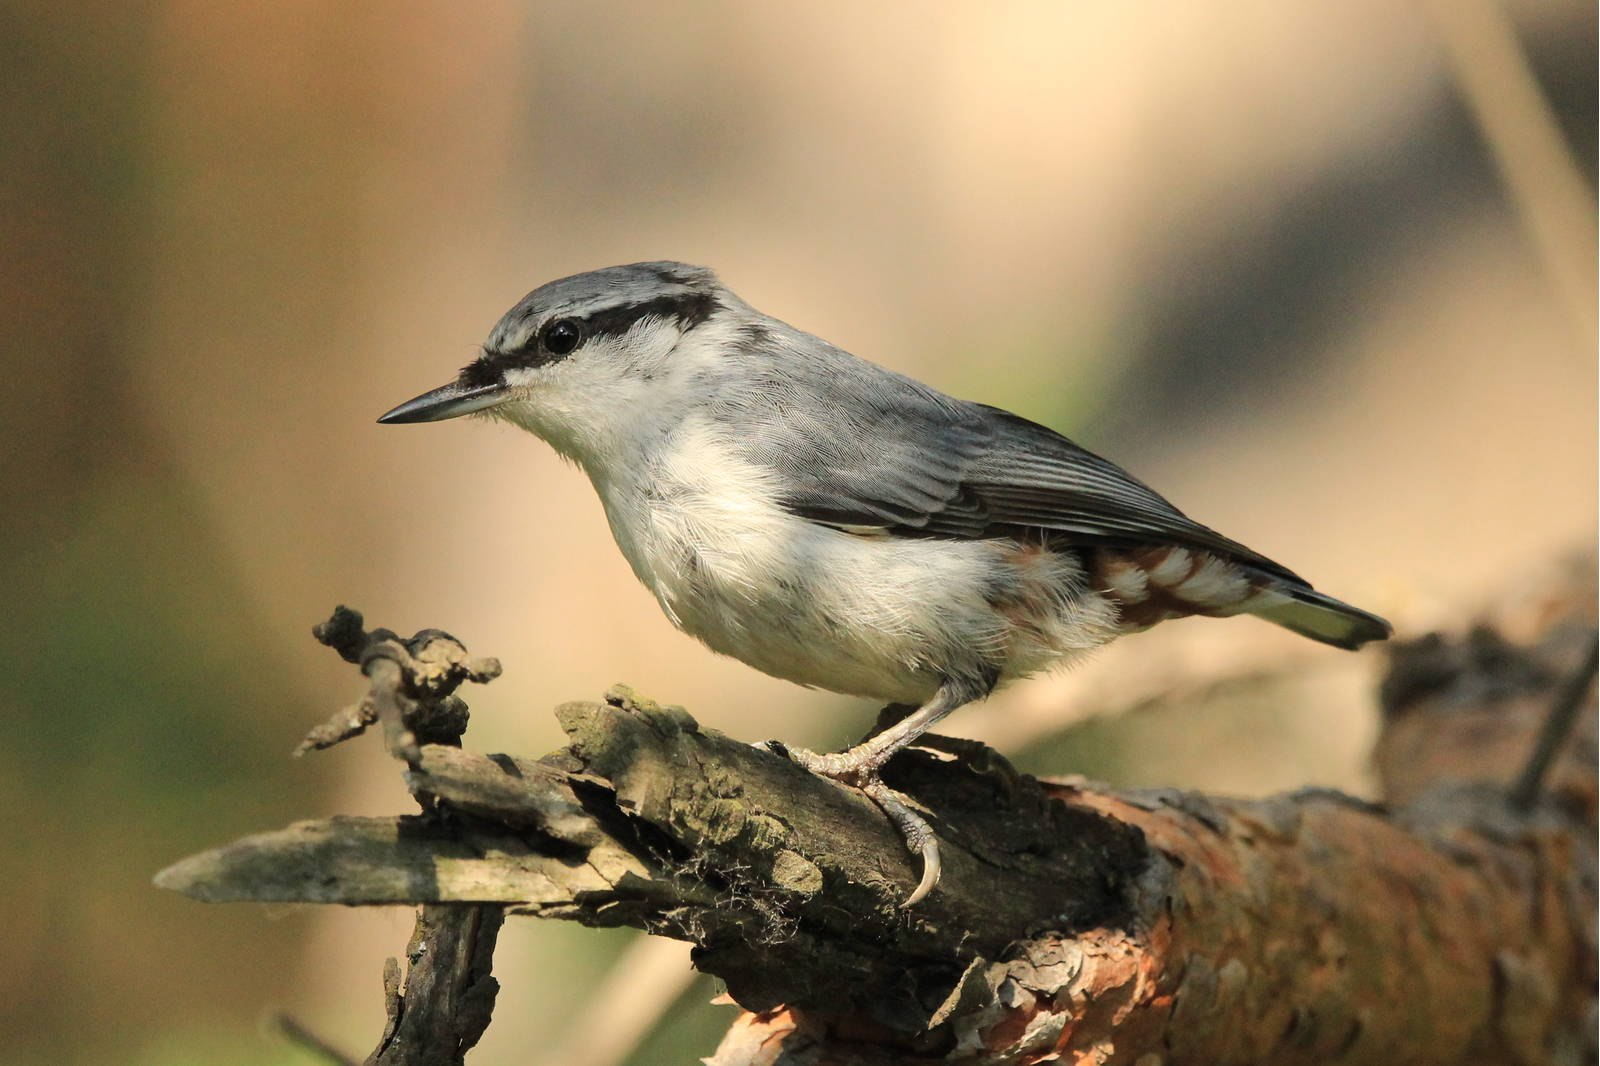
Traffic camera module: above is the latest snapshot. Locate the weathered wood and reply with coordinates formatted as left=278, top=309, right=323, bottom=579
left=156, top=573, right=1598, bottom=1065
left=365, top=904, right=503, bottom=1066
left=160, top=687, right=1153, bottom=1028
left=152, top=810, right=657, bottom=909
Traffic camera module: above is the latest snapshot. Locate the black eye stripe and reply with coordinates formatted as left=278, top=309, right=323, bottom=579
left=459, top=353, right=504, bottom=388
left=469, top=290, right=721, bottom=381
left=581, top=291, right=720, bottom=339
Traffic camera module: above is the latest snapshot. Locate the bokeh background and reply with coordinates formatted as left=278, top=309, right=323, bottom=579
left=5, top=2, right=1594, bottom=1063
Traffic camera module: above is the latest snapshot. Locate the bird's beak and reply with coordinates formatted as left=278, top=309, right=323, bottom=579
left=376, top=379, right=509, bottom=424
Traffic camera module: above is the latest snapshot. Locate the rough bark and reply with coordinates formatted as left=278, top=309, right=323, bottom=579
left=156, top=566, right=1597, bottom=1065
left=365, top=905, right=503, bottom=1066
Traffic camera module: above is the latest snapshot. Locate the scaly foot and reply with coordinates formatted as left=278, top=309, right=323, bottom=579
left=760, top=739, right=942, bottom=906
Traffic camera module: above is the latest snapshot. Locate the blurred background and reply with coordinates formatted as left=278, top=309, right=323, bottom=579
left=4, top=1, right=1594, bottom=1063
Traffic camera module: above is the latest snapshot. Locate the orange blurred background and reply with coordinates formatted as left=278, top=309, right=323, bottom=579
left=4, top=2, right=1593, bottom=1063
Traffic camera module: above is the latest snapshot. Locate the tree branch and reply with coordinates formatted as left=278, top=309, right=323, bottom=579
left=365, top=904, right=503, bottom=1066
left=156, top=569, right=1598, bottom=1064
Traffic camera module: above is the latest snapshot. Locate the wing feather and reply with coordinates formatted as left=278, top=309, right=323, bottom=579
left=732, top=368, right=1302, bottom=584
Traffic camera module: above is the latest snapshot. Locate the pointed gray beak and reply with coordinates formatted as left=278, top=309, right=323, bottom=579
left=377, top=379, right=509, bottom=424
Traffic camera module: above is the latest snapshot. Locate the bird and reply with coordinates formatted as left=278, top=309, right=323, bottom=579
left=378, top=261, right=1391, bottom=905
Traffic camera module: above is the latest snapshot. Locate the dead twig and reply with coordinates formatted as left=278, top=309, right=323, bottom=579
left=269, top=1012, right=359, bottom=1066
left=1510, top=636, right=1599, bottom=811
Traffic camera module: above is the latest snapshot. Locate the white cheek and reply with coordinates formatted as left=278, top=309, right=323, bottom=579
left=498, top=366, right=542, bottom=389
left=495, top=360, right=663, bottom=467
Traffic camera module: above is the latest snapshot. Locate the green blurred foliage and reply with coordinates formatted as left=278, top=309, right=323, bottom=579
left=0, top=440, right=333, bottom=1066
left=623, top=976, right=736, bottom=1066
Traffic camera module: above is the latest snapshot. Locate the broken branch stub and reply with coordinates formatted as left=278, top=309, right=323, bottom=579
left=300, top=605, right=501, bottom=761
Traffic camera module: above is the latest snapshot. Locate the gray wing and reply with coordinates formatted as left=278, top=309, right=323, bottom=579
left=726, top=368, right=1303, bottom=584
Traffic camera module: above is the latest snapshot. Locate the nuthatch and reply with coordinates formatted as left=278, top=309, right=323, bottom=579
left=380, top=262, right=1391, bottom=904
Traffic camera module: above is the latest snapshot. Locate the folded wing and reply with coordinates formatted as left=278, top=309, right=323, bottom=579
left=732, top=367, right=1300, bottom=582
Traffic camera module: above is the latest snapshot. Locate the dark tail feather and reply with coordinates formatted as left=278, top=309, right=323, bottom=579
left=1250, top=586, right=1392, bottom=650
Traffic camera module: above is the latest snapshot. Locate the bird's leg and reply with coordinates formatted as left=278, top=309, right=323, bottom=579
left=765, top=682, right=975, bottom=906
left=858, top=702, right=919, bottom=744
left=786, top=685, right=966, bottom=778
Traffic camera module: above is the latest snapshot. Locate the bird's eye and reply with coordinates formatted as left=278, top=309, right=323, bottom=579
left=542, top=319, right=582, bottom=356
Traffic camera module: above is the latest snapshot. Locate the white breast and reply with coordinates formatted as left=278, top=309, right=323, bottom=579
left=593, top=419, right=1121, bottom=704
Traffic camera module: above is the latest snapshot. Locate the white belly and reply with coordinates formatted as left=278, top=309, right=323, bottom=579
left=594, top=425, right=1121, bottom=704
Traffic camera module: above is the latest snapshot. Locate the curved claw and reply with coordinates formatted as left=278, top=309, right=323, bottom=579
left=901, top=835, right=942, bottom=908
left=767, top=743, right=946, bottom=906
left=860, top=777, right=944, bottom=906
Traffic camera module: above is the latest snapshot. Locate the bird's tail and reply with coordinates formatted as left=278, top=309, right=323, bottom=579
left=1247, top=584, right=1392, bottom=650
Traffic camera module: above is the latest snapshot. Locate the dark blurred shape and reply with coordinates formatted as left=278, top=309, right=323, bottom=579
left=1517, top=1, right=1598, bottom=184
left=1092, top=11, right=1595, bottom=459
left=1095, top=87, right=1500, bottom=454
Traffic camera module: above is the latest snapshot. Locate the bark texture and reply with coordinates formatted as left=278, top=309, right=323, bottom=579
left=366, top=905, right=503, bottom=1066
left=156, top=564, right=1598, bottom=1065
